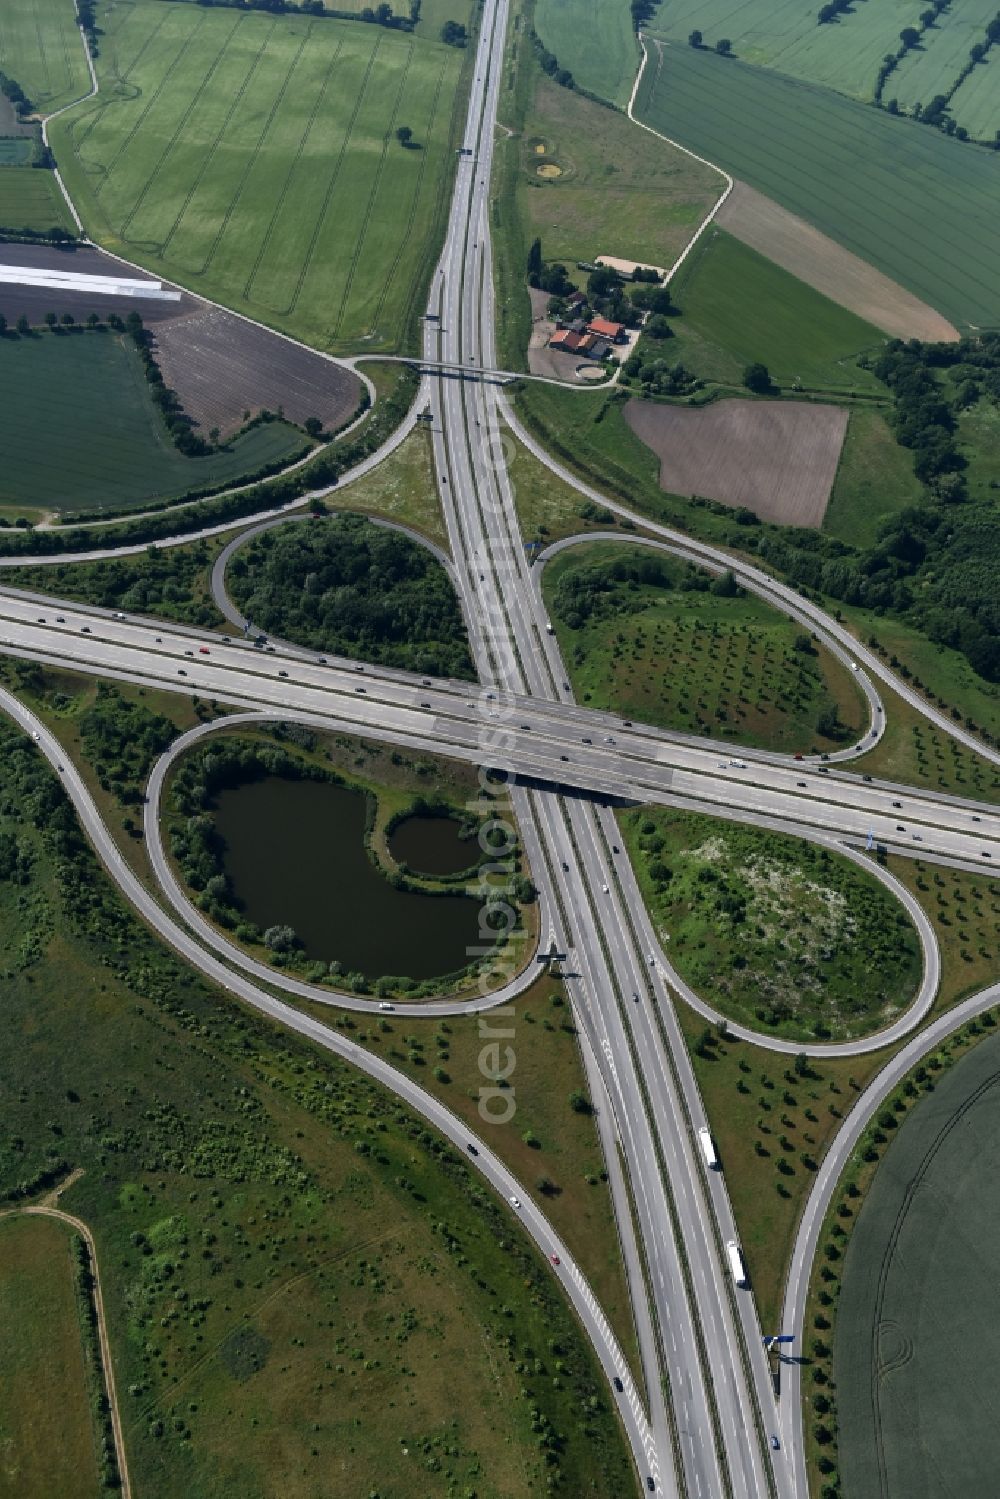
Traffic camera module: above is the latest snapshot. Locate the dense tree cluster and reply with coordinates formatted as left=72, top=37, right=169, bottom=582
left=228, top=513, right=474, bottom=678
left=79, top=683, right=178, bottom=801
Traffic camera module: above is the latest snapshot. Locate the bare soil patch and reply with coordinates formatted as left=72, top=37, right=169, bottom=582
left=152, top=306, right=360, bottom=439
left=624, top=397, right=848, bottom=527
left=0, top=243, right=361, bottom=437
left=717, top=182, right=959, bottom=344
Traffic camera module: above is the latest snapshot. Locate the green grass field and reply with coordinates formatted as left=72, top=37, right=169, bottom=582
left=51, top=1, right=465, bottom=352
left=0, top=163, right=74, bottom=230
left=835, top=1031, right=1000, bottom=1497
left=669, top=229, right=885, bottom=391
left=824, top=406, right=924, bottom=548
left=0, top=0, right=92, bottom=115
left=634, top=42, right=1000, bottom=329
left=0, top=139, right=33, bottom=165
left=516, top=73, right=721, bottom=276
left=0, top=1214, right=101, bottom=1498
left=533, top=0, right=638, bottom=104
left=0, top=715, right=632, bottom=1498
left=644, top=0, right=917, bottom=101
left=623, top=808, right=922, bottom=1041
left=0, top=331, right=306, bottom=512
left=543, top=540, right=865, bottom=752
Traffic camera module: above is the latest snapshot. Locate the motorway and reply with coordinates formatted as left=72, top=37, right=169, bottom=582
left=3, top=0, right=999, bottom=1493
left=0, top=592, right=996, bottom=874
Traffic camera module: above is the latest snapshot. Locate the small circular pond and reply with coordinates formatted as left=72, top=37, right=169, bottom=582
left=211, top=776, right=481, bottom=980
left=388, top=814, right=475, bottom=877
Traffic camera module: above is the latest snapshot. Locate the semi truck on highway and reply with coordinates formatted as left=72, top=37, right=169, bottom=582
left=726, top=1239, right=748, bottom=1287
left=697, top=1127, right=718, bottom=1170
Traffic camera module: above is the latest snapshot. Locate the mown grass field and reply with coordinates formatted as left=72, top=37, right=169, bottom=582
left=0, top=164, right=74, bottom=231
left=0, top=331, right=306, bottom=512
left=544, top=540, right=864, bottom=752
left=835, top=1031, right=1000, bottom=1497
left=669, top=229, right=885, bottom=392
left=0, top=0, right=92, bottom=115
left=623, top=808, right=922, bottom=1041
left=0, top=1214, right=101, bottom=1498
left=824, top=406, right=924, bottom=548
left=533, top=0, right=638, bottom=104
left=634, top=41, right=1000, bottom=330
left=644, top=0, right=917, bottom=101
left=51, top=1, right=465, bottom=352
left=0, top=718, right=632, bottom=1498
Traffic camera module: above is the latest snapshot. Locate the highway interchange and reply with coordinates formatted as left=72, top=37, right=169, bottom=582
left=3, top=0, right=1000, bottom=1494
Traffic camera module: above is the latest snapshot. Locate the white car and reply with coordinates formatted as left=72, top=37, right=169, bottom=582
left=602, top=883, right=609, bottom=893
left=508, top=1195, right=521, bottom=1209
left=378, top=1002, right=394, bottom=1011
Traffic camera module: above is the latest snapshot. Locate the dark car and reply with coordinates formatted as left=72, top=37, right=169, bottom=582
left=466, top=1143, right=478, bottom=1156
left=613, top=1377, right=623, bottom=1393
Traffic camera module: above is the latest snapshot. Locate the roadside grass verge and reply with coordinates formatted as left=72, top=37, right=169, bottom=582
left=0, top=716, right=633, bottom=1497
left=841, top=606, right=1000, bottom=745
left=342, top=970, right=645, bottom=1388
left=325, top=424, right=449, bottom=547
left=543, top=539, right=865, bottom=753
left=51, top=3, right=469, bottom=354
left=0, top=1215, right=102, bottom=1498
left=851, top=675, right=1000, bottom=804
left=622, top=807, right=923, bottom=1042
left=823, top=406, right=923, bottom=549
left=0, top=330, right=309, bottom=512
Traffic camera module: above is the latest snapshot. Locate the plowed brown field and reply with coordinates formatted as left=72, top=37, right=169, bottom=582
left=625, top=397, right=848, bottom=527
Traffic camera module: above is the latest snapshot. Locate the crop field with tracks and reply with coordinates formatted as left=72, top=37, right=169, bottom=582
left=51, top=0, right=465, bottom=351
left=643, top=0, right=918, bottom=100
left=0, top=0, right=92, bottom=115
left=533, top=0, right=638, bottom=104
left=836, top=1032, right=1000, bottom=1497
left=635, top=41, right=1000, bottom=329
left=0, top=164, right=74, bottom=231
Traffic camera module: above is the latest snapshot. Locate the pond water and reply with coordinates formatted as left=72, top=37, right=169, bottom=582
left=388, top=814, right=475, bottom=877
left=211, top=776, right=481, bottom=980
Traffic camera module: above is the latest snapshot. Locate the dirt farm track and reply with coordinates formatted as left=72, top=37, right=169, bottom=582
left=624, top=397, right=848, bottom=527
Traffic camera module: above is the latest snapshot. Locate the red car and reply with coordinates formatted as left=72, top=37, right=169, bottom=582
left=550, top=1254, right=560, bottom=1266
left=199, top=647, right=210, bottom=654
